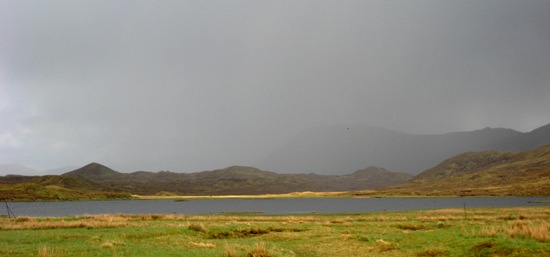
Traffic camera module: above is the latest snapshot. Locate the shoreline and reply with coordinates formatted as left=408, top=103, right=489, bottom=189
left=132, top=191, right=356, bottom=200
left=4, top=190, right=549, bottom=202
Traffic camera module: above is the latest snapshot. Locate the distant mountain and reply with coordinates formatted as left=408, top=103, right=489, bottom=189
left=0, top=163, right=41, bottom=176
left=44, top=166, right=79, bottom=175
left=292, top=166, right=413, bottom=191
left=258, top=123, right=550, bottom=175
left=60, top=163, right=410, bottom=195
left=497, top=123, right=550, bottom=151
left=63, top=162, right=122, bottom=181
left=373, top=144, right=550, bottom=196
left=0, top=164, right=79, bottom=176
left=349, top=166, right=414, bottom=187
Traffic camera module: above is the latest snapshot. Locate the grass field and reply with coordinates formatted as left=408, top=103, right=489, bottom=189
left=1, top=207, right=549, bottom=256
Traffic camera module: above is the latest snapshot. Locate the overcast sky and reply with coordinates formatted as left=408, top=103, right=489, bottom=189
left=1, top=0, right=549, bottom=172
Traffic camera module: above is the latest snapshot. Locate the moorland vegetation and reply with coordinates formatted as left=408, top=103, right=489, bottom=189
left=1, top=207, right=549, bottom=256
left=367, top=144, right=550, bottom=196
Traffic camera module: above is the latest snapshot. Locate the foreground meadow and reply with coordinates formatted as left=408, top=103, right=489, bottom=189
left=1, top=207, right=549, bottom=257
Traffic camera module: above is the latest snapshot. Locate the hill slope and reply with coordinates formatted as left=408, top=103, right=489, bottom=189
left=258, top=123, right=550, bottom=175
left=61, top=164, right=411, bottom=195
left=292, top=166, right=413, bottom=191
left=374, top=144, right=550, bottom=196
left=63, top=162, right=122, bottom=181
left=0, top=174, right=131, bottom=200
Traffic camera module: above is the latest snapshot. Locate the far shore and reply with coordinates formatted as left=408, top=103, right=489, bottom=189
left=130, top=191, right=525, bottom=200
left=132, top=190, right=359, bottom=200
left=5, top=190, right=545, bottom=202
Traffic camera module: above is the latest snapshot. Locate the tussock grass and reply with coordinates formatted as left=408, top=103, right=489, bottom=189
left=246, top=242, right=274, bottom=257
left=479, top=220, right=550, bottom=242
left=225, top=243, right=238, bottom=257
left=415, top=248, right=447, bottom=257
left=375, top=239, right=399, bottom=252
left=188, top=223, right=208, bottom=233
left=37, top=245, right=65, bottom=257
left=223, top=242, right=275, bottom=257
left=208, top=226, right=305, bottom=239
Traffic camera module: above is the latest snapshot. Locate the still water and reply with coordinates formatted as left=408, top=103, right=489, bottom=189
left=6, top=197, right=550, bottom=217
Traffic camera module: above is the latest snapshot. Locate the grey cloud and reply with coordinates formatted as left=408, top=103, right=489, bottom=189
left=1, top=0, right=549, bottom=172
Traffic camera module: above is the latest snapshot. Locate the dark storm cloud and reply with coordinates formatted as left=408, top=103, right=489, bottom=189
left=1, top=0, right=549, bottom=173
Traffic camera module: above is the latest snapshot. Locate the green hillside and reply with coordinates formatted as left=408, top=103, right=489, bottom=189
left=372, top=144, right=550, bottom=196
left=0, top=170, right=130, bottom=200
left=0, top=183, right=131, bottom=201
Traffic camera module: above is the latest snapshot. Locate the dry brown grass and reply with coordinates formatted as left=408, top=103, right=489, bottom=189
left=418, top=208, right=550, bottom=222
left=245, top=242, right=274, bottom=257
left=100, top=240, right=125, bottom=248
left=3, top=208, right=547, bottom=231
left=225, top=243, right=238, bottom=257
left=223, top=242, right=278, bottom=256
left=188, top=223, right=209, bottom=233
left=37, top=245, right=65, bottom=257
left=0, top=214, right=194, bottom=230
left=186, top=214, right=323, bottom=224
left=1, top=215, right=129, bottom=230
left=480, top=220, right=550, bottom=242
left=188, top=242, right=216, bottom=248
left=375, top=239, right=399, bottom=252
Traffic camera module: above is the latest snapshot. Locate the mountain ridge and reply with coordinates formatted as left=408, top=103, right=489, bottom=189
left=258, top=123, right=550, bottom=175
left=57, top=164, right=412, bottom=195
left=0, top=163, right=41, bottom=176
left=3, top=143, right=550, bottom=199
left=2, top=123, right=549, bottom=177
left=371, top=144, right=550, bottom=196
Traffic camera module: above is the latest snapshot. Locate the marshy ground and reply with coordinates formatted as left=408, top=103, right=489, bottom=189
left=1, top=207, right=549, bottom=256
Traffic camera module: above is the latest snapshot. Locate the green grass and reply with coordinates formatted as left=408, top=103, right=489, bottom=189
left=0, top=183, right=133, bottom=201
left=1, top=207, right=549, bottom=256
